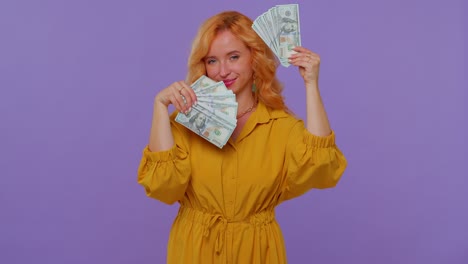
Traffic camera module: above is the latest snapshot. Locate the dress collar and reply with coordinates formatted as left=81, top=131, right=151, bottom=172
left=232, top=101, right=289, bottom=144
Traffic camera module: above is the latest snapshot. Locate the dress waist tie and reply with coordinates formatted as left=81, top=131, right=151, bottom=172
left=177, top=206, right=276, bottom=254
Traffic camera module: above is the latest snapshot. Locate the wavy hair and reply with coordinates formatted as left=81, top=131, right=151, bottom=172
left=186, top=11, right=288, bottom=111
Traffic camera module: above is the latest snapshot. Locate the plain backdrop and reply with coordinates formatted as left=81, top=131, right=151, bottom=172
left=1, top=0, right=466, bottom=263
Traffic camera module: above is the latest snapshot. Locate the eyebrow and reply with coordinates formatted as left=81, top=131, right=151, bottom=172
left=205, top=50, right=241, bottom=59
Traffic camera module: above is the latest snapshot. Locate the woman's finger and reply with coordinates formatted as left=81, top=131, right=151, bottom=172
left=182, top=82, right=198, bottom=105
left=178, top=83, right=196, bottom=108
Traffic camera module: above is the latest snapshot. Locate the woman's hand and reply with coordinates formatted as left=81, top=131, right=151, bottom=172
left=155, top=81, right=197, bottom=113
left=288, top=46, right=320, bottom=86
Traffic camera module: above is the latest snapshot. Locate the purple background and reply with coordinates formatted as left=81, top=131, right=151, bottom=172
left=1, top=0, right=466, bottom=263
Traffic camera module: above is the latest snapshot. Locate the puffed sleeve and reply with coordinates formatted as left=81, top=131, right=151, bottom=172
left=280, top=121, right=347, bottom=202
left=137, top=120, right=191, bottom=205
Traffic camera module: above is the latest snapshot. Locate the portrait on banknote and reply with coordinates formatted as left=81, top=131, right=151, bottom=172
left=188, top=112, right=207, bottom=135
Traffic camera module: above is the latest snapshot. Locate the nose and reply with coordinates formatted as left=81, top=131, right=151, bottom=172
left=219, top=61, right=230, bottom=78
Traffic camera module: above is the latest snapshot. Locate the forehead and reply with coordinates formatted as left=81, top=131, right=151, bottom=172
left=207, top=30, right=248, bottom=55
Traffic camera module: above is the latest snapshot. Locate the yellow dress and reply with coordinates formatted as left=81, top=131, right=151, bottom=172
left=137, top=102, right=347, bottom=264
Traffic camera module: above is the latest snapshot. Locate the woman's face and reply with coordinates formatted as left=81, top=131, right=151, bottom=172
left=204, top=30, right=253, bottom=96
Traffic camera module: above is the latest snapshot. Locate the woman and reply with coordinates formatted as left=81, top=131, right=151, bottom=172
left=138, top=10, right=347, bottom=263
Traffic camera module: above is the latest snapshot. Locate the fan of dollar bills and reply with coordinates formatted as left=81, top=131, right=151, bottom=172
left=175, top=75, right=238, bottom=149
left=252, top=4, right=301, bottom=67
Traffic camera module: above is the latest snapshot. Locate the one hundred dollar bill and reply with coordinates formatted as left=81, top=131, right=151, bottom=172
left=197, top=81, right=230, bottom=95
left=192, top=101, right=237, bottom=126
left=252, top=4, right=302, bottom=67
left=191, top=75, right=217, bottom=91
left=175, top=75, right=238, bottom=148
left=277, top=4, right=301, bottom=66
left=197, top=92, right=236, bottom=102
left=175, top=106, right=235, bottom=148
left=197, top=98, right=238, bottom=118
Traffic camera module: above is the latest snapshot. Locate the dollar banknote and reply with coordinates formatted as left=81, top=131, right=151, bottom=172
left=252, top=4, right=301, bottom=67
left=191, top=75, right=217, bottom=91
left=278, top=4, right=301, bottom=66
left=197, top=81, right=231, bottom=95
left=197, top=91, right=236, bottom=99
left=175, top=75, right=238, bottom=148
left=175, top=106, right=235, bottom=148
left=197, top=97, right=238, bottom=118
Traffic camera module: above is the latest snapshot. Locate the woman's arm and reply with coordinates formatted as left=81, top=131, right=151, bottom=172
left=288, top=46, right=331, bottom=136
left=137, top=80, right=196, bottom=204
left=149, top=80, right=197, bottom=151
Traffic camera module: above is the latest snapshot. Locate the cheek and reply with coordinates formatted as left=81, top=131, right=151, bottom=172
left=205, top=65, right=218, bottom=78
left=239, top=62, right=253, bottom=77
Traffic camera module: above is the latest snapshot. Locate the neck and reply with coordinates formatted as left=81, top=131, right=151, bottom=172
left=237, top=96, right=257, bottom=119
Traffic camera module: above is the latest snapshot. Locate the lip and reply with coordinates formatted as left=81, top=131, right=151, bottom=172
left=222, top=78, right=236, bottom=87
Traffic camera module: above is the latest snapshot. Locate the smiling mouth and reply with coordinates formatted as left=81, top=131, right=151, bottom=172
left=222, top=79, right=236, bottom=87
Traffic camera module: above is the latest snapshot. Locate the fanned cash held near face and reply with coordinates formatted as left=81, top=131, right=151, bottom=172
left=175, top=75, right=238, bottom=149
left=252, top=4, right=301, bottom=67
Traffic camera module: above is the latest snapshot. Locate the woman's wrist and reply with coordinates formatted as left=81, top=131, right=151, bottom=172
left=304, top=79, right=319, bottom=90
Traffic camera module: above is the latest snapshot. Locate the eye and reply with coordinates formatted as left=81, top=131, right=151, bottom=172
left=230, top=55, right=240, bottom=60
left=205, top=58, right=216, bottom=65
